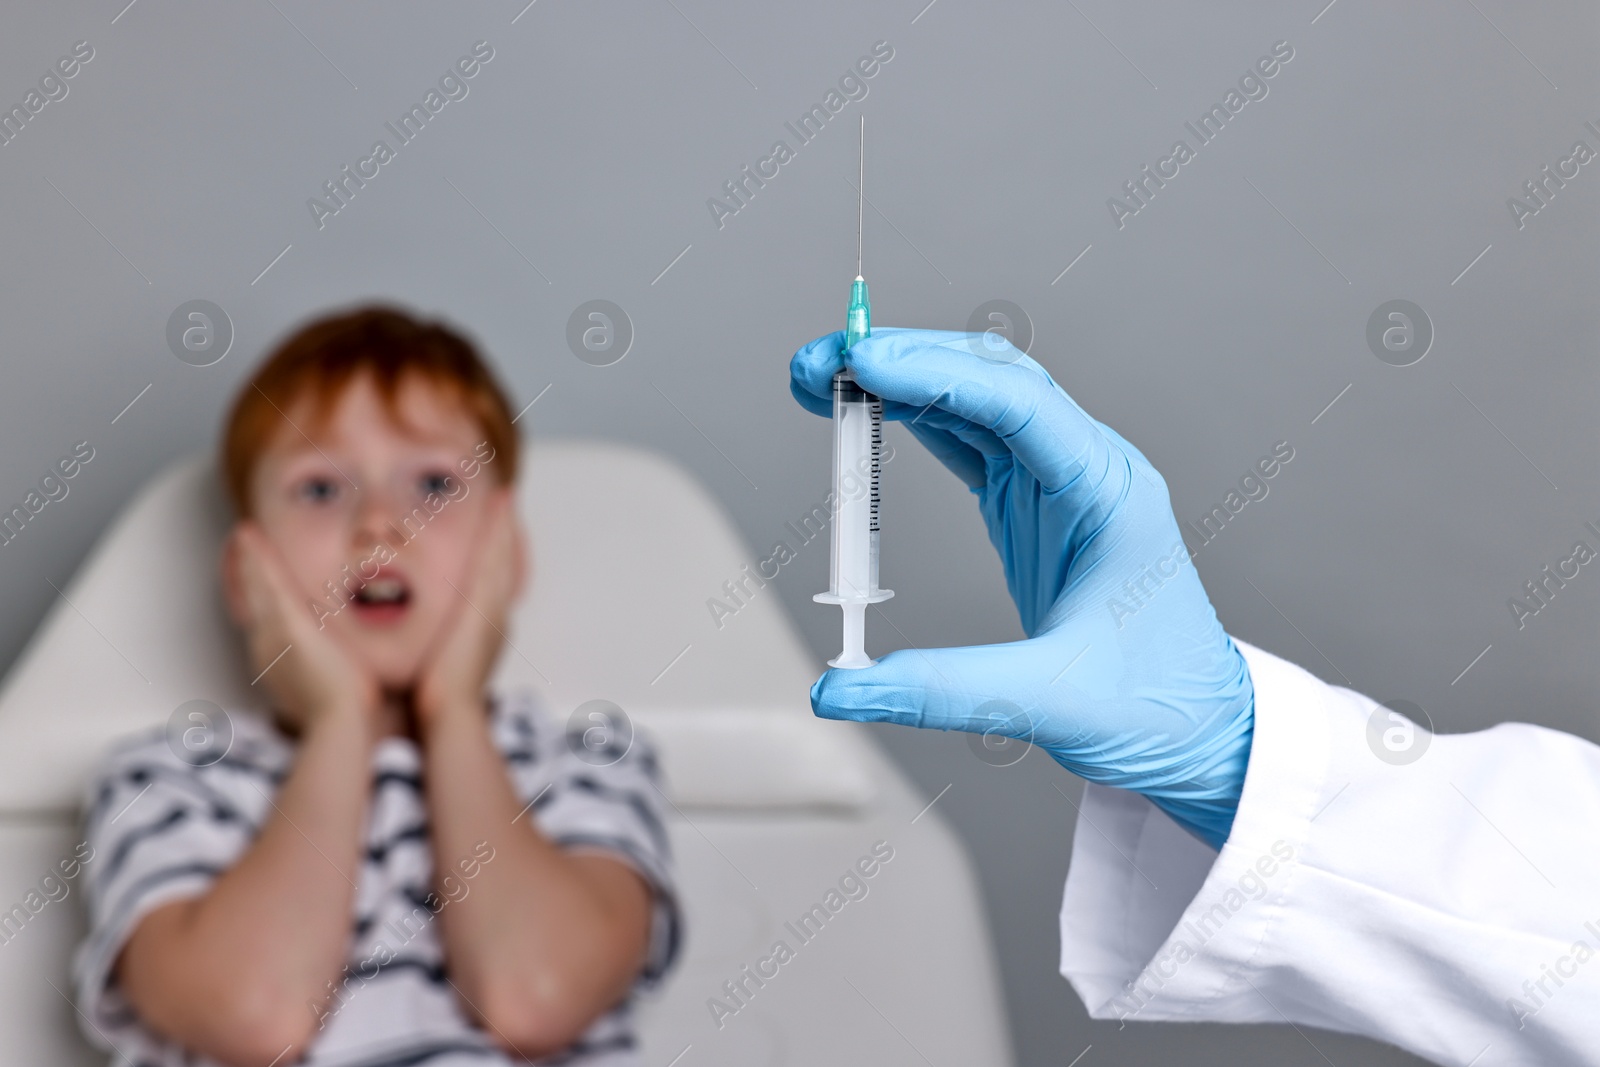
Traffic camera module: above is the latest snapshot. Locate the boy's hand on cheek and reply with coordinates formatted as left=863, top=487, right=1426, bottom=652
left=415, top=490, right=521, bottom=730
left=231, top=523, right=380, bottom=732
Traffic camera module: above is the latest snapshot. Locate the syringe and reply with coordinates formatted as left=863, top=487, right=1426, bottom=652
left=815, top=116, right=892, bottom=669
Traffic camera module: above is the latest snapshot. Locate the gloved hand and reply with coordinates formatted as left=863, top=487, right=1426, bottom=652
left=790, top=328, right=1255, bottom=848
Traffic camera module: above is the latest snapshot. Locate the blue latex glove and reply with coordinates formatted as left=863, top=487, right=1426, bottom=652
left=790, top=328, right=1254, bottom=848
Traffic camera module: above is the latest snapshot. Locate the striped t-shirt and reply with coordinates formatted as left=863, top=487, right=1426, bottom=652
left=72, top=691, right=682, bottom=1067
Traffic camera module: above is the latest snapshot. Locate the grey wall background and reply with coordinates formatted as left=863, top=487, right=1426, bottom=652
left=2, top=1, right=1595, bottom=1063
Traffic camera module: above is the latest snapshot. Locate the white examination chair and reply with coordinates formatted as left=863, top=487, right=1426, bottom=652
left=0, top=438, right=1013, bottom=1066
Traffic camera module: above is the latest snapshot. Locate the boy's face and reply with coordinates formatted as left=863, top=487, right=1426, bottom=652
left=231, top=371, right=520, bottom=693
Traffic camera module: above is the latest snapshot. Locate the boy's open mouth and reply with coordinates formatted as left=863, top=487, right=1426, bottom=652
left=351, top=568, right=411, bottom=624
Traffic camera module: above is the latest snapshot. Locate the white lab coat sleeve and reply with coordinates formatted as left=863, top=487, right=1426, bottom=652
left=1059, top=636, right=1600, bottom=1067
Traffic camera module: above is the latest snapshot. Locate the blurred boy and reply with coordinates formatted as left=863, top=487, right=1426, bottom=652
left=73, top=307, right=680, bottom=1066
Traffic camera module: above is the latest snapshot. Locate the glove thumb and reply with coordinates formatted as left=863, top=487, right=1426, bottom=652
left=810, top=641, right=1045, bottom=739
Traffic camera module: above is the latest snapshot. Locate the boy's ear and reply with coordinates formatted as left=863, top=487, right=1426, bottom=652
left=219, top=527, right=250, bottom=627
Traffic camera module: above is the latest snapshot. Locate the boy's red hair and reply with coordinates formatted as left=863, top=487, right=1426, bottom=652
left=221, top=305, right=519, bottom=517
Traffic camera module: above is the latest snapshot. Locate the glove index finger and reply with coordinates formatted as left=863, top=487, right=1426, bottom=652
left=789, top=327, right=922, bottom=410
left=843, top=330, right=1114, bottom=494
left=788, top=330, right=848, bottom=406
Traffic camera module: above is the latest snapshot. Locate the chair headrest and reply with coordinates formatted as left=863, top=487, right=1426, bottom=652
left=0, top=438, right=875, bottom=814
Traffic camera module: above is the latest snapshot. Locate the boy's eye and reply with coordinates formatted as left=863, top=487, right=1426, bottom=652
left=419, top=470, right=457, bottom=495
left=295, top=476, right=341, bottom=505
left=419, top=471, right=456, bottom=496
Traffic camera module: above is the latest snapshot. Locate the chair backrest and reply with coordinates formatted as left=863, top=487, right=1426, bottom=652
left=0, top=437, right=874, bottom=814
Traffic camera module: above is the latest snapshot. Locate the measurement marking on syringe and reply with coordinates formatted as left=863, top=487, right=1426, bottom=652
left=870, top=398, right=884, bottom=532
left=817, top=114, right=892, bottom=669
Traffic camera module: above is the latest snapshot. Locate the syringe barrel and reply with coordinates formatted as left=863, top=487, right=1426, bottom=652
left=817, top=275, right=890, bottom=668
left=828, top=369, right=885, bottom=601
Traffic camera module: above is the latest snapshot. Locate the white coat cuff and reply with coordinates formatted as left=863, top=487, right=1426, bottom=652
left=1058, top=636, right=1333, bottom=1022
